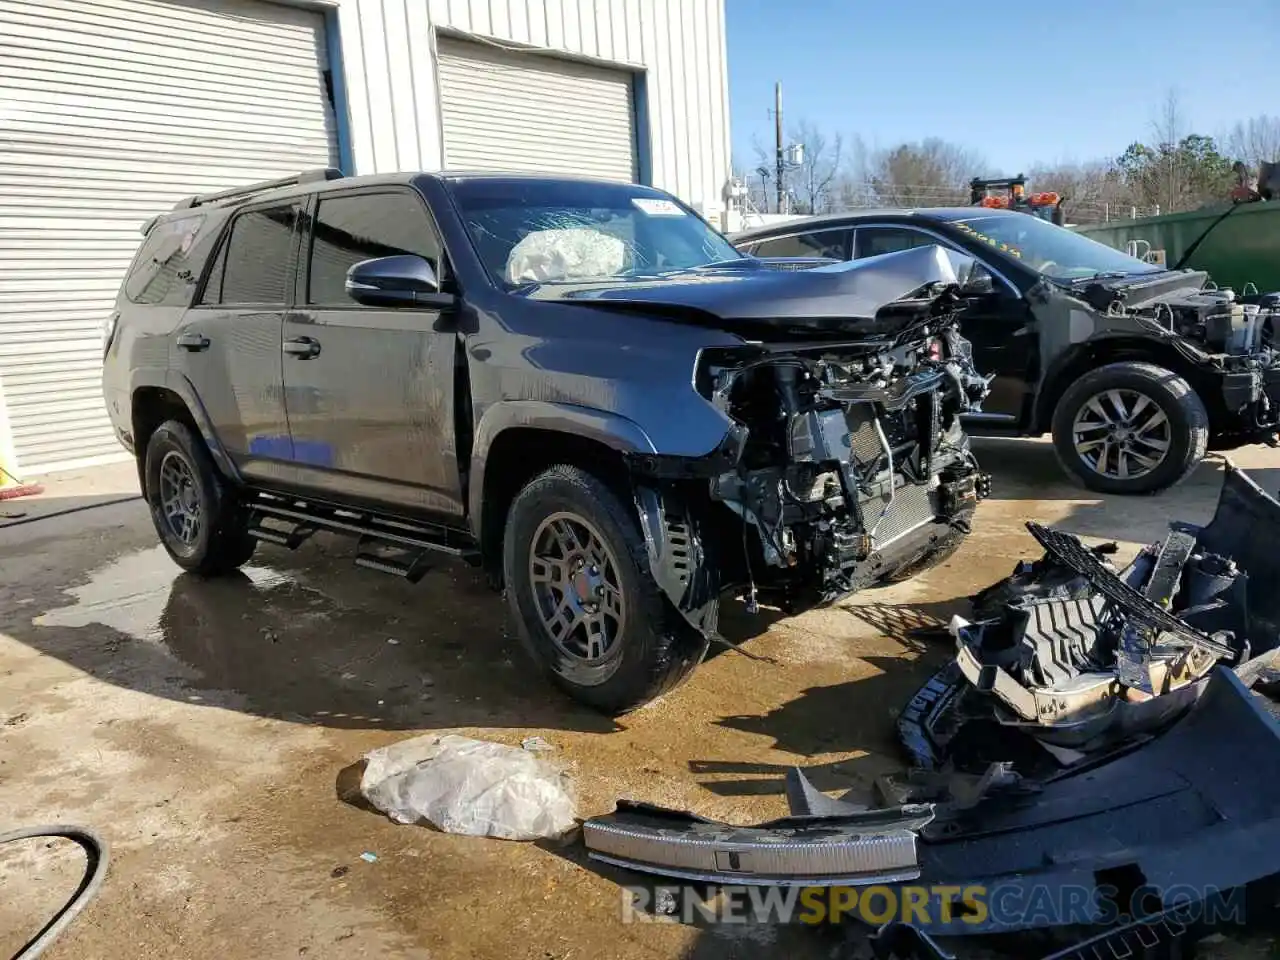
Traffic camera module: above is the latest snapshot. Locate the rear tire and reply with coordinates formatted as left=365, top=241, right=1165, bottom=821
left=1050, top=361, right=1208, bottom=495
left=503, top=465, right=709, bottom=715
left=143, top=419, right=256, bottom=575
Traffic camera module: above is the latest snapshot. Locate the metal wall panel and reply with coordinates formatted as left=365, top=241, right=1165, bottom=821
left=0, top=0, right=338, bottom=474
left=337, top=0, right=730, bottom=207
left=436, top=37, right=636, bottom=180
left=1, top=0, right=728, bottom=477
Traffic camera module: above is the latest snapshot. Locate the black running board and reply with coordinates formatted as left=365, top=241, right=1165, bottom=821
left=245, top=492, right=478, bottom=582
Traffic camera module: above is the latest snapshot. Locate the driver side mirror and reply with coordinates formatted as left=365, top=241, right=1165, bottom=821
left=959, top=264, right=996, bottom=297
left=345, top=255, right=456, bottom=309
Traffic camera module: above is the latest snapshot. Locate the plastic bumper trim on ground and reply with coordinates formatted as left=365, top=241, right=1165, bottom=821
left=582, top=800, right=935, bottom=887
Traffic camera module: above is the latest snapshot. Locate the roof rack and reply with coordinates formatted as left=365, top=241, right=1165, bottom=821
left=171, top=167, right=345, bottom=211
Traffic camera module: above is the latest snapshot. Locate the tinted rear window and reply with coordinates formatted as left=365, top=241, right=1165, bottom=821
left=124, top=214, right=211, bottom=306
left=206, top=205, right=298, bottom=305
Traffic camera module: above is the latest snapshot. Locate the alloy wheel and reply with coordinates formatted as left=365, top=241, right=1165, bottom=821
left=158, top=450, right=202, bottom=545
left=528, top=512, right=626, bottom=662
left=1071, top=388, right=1172, bottom=481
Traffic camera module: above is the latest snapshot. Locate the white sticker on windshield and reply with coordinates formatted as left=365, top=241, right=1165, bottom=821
left=632, top=197, right=684, bottom=216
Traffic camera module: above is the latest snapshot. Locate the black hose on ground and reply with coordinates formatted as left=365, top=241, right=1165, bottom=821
left=0, top=495, right=142, bottom=529
left=1, top=825, right=108, bottom=960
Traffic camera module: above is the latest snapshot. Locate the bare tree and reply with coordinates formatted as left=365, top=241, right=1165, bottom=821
left=1027, top=160, right=1136, bottom=223
left=744, top=134, right=777, bottom=212
left=1223, top=115, right=1280, bottom=170
left=864, top=138, right=983, bottom=207
left=1116, top=89, right=1235, bottom=214
left=1151, top=88, right=1190, bottom=211
left=787, top=119, right=844, bottom=214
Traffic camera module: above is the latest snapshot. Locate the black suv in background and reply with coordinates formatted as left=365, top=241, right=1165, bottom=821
left=104, top=169, right=989, bottom=713
left=735, top=210, right=1280, bottom=495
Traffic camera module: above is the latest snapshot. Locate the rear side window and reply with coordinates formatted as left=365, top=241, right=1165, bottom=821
left=751, top=229, right=849, bottom=260
left=202, top=204, right=298, bottom=305
left=124, top=214, right=210, bottom=305
left=307, top=192, right=442, bottom=306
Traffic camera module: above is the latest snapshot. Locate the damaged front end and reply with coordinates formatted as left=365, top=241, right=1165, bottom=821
left=1038, top=274, right=1280, bottom=442
left=703, top=318, right=990, bottom=609
left=632, top=246, right=992, bottom=627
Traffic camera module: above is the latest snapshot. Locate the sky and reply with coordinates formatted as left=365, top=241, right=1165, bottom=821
left=725, top=0, right=1279, bottom=176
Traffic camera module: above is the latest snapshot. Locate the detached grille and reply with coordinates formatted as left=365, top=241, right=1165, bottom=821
left=865, top=482, right=937, bottom=550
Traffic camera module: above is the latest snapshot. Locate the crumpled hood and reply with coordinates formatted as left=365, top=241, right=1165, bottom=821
left=1063, top=268, right=1211, bottom=308
left=520, top=244, right=970, bottom=335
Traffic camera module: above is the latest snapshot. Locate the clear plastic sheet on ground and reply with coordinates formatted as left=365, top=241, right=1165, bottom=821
left=359, top=733, right=577, bottom=841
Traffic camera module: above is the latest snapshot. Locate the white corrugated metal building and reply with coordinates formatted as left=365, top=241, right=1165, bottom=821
left=0, top=0, right=732, bottom=477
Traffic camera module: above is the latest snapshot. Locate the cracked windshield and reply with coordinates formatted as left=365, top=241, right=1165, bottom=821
left=5, top=0, right=1280, bottom=959
left=951, top=213, right=1166, bottom=281
left=451, top=180, right=743, bottom=285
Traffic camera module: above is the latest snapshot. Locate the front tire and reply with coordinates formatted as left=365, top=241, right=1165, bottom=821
left=502, top=465, right=709, bottom=715
left=144, top=420, right=256, bottom=575
left=1050, top=361, right=1208, bottom=495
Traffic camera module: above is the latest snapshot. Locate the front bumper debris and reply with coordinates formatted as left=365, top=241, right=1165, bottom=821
left=583, top=460, right=1280, bottom=954
left=907, top=666, right=1280, bottom=936
left=585, top=665, right=1280, bottom=944
left=902, top=459, right=1280, bottom=771
left=582, top=796, right=934, bottom=887
left=872, top=898, right=1218, bottom=959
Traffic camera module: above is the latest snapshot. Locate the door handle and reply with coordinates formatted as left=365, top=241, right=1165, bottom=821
left=176, top=333, right=210, bottom=351
left=283, top=336, right=321, bottom=358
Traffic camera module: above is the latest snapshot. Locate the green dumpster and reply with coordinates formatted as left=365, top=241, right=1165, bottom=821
left=1074, top=202, right=1280, bottom=292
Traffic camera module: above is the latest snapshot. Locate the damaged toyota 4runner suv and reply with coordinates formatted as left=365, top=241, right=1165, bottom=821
left=104, top=169, right=989, bottom=713
left=735, top=209, right=1280, bottom=494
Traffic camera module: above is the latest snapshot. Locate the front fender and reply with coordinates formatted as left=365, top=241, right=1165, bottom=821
left=467, top=399, right=658, bottom=537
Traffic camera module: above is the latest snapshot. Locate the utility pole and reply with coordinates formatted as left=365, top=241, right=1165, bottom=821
left=774, top=81, right=783, bottom=214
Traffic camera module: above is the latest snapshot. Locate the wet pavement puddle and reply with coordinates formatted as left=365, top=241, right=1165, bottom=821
left=23, top=544, right=524, bottom=729
left=34, top=545, right=293, bottom=643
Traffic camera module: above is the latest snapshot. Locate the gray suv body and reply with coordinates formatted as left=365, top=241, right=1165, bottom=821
left=103, top=169, right=990, bottom=713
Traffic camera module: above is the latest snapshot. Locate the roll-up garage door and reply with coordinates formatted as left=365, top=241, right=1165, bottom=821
left=437, top=37, right=638, bottom=183
left=0, top=0, right=338, bottom=475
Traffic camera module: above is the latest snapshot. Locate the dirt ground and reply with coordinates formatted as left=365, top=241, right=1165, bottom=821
left=2, top=438, right=1278, bottom=960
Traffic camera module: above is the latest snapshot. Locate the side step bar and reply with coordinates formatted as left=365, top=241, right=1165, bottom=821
left=245, top=492, right=478, bottom=583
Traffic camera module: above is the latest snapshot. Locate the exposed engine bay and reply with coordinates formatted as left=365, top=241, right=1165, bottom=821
left=1057, top=275, right=1280, bottom=436
left=701, top=286, right=991, bottom=609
